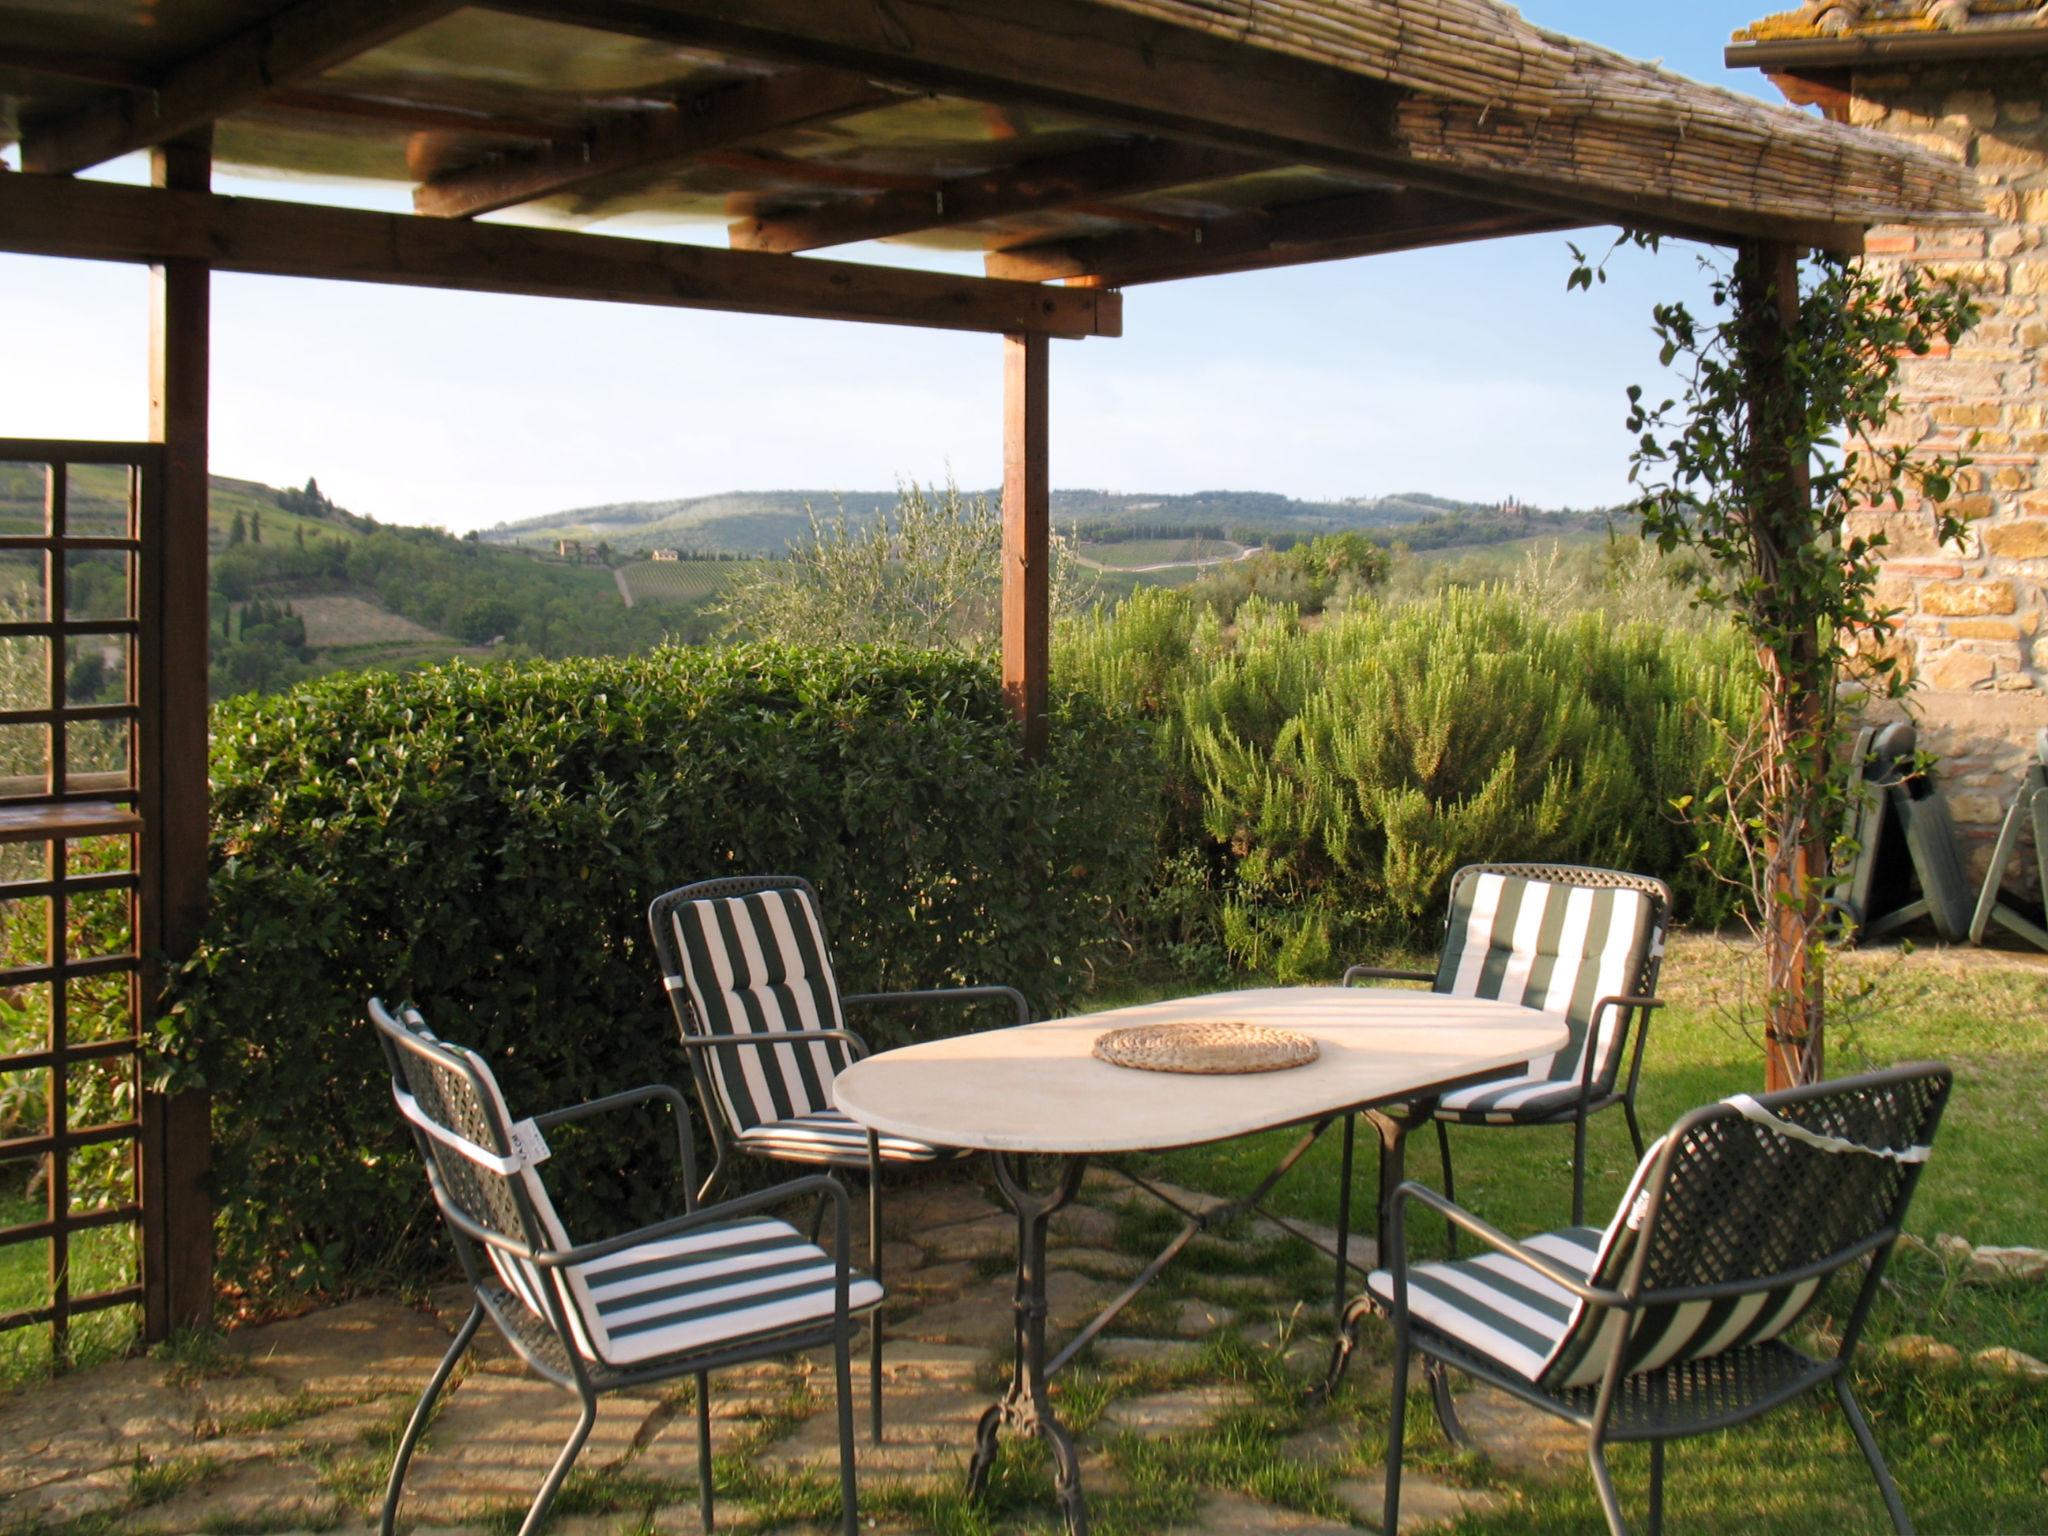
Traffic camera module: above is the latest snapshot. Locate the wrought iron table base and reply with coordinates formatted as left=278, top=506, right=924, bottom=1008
left=964, top=1102, right=1431, bottom=1534
left=966, top=1154, right=1093, bottom=1531
left=1318, top=1103, right=1428, bottom=1397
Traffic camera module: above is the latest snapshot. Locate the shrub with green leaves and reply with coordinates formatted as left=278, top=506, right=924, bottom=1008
left=1059, top=585, right=1753, bottom=977
left=161, top=644, right=1154, bottom=1298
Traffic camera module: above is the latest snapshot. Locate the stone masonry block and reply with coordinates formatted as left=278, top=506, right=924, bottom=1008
left=1923, top=581, right=2018, bottom=616
left=1925, top=650, right=1997, bottom=690
left=1984, top=520, right=2048, bottom=558
left=1946, top=618, right=2022, bottom=641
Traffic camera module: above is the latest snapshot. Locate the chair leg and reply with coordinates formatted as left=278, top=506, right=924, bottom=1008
left=1571, top=1112, right=1589, bottom=1227
left=1647, top=1439, right=1665, bottom=1536
left=516, top=1392, right=596, bottom=1536
left=696, top=1370, right=714, bottom=1533
left=1587, top=1438, right=1632, bottom=1536
left=1435, top=1118, right=1458, bottom=1258
left=380, top=1300, right=481, bottom=1536
left=1427, top=1360, right=1470, bottom=1450
left=1623, top=1099, right=1647, bottom=1160
left=869, top=1154, right=885, bottom=1443
left=1383, top=1328, right=1410, bottom=1536
left=1837, top=1375, right=1915, bottom=1535
left=835, top=1326, right=859, bottom=1536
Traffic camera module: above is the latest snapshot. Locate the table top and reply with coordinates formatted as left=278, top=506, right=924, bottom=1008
left=831, top=987, right=1567, bottom=1155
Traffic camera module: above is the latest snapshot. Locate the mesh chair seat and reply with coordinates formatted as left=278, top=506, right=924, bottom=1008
left=737, top=1107, right=965, bottom=1166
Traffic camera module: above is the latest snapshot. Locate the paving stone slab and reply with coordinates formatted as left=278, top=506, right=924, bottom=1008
left=1334, top=1474, right=1505, bottom=1530
left=1177, top=1489, right=1354, bottom=1533
left=1440, top=1387, right=1582, bottom=1481
left=918, top=1214, right=1015, bottom=1263
left=397, top=1374, right=659, bottom=1513
left=889, top=1259, right=977, bottom=1298
left=0, top=1357, right=195, bottom=1515
left=1172, top=1298, right=1238, bottom=1337
left=113, top=1459, right=343, bottom=1535
left=1097, top=1383, right=1246, bottom=1437
left=760, top=1374, right=990, bottom=1481
left=897, top=1271, right=1114, bottom=1350
left=1089, top=1336, right=1205, bottom=1371
left=885, top=1182, right=1004, bottom=1233
left=1051, top=1203, right=1124, bottom=1247
left=225, top=1298, right=455, bottom=1399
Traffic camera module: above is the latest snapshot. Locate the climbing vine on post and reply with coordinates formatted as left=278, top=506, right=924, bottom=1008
left=1582, top=239, right=1976, bottom=1090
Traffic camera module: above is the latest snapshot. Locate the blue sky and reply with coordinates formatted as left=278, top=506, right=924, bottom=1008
left=0, top=3, right=1784, bottom=530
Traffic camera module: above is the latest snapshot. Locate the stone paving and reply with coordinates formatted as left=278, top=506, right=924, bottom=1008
left=0, top=1169, right=1566, bottom=1535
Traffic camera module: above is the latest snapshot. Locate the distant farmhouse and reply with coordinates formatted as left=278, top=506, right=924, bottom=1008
left=1734, top=0, right=2048, bottom=890
left=650, top=549, right=681, bottom=562
left=554, top=539, right=605, bottom=564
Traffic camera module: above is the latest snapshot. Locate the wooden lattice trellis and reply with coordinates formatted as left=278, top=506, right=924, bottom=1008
left=0, top=440, right=162, bottom=1362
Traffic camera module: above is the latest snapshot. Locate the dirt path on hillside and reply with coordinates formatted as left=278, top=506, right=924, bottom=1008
left=613, top=568, right=634, bottom=607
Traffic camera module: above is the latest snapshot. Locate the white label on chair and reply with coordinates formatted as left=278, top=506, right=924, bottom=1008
left=511, top=1119, right=552, bottom=1167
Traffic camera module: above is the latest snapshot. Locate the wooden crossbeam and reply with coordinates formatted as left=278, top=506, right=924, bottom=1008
left=0, top=171, right=1119, bottom=338
left=19, top=0, right=462, bottom=175
left=730, top=139, right=1268, bottom=253
left=415, top=67, right=899, bottom=219
left=0, top=49, right=571, bottom=142
left=987, top=188, right=1579, bottom=285
left=502, top=0, right=1863, bottom=251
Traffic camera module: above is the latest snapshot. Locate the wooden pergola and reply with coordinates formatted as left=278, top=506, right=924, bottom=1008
left=0, top=0, right=1980, bottom=1343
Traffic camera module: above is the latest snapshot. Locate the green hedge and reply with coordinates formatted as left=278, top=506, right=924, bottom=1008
left=1059, top=587, right=1753, bottom=977
left=161, top=645, right=1155, bottom=1297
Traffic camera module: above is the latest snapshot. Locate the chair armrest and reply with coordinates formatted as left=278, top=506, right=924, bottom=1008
left=1386, top=1181, right=1625, bottom=1307
left=678, top=1027, right=873, bottom=1061
left=1342, top=966, right=1436, bottom=987
left=841, top=984, right=1031, bottom=1026
left=531, top=1083, right=697, bottom=1193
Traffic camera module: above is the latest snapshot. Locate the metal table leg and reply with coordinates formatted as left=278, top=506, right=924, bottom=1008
left=1320, top=1101, right=1426, bottom=1395
left=967, top=1152, right=1092, bottom=1535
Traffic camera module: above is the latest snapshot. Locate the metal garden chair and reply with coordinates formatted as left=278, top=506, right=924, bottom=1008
left=1344, top=862, right=1670, bottom=1235
left=369, top=998, right=879, bottom=1536
left=1363, top=1062, right=1952, bottom=1536
left=647, top=874, right=1029, bottom=1437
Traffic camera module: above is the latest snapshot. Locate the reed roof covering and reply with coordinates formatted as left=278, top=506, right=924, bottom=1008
left=0, top=0, right=1989, bottom=293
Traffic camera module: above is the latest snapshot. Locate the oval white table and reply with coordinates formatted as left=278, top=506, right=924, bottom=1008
left=834, top=986, right=1566, bottom=1535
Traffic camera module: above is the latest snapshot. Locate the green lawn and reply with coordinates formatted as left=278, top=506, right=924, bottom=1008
left=1100, top=936, right=2048, bottom=1533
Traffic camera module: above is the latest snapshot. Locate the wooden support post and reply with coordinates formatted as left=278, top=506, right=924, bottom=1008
left=1735, top=238, right=1825, bottom=1095
left=140, top=135, right=214, bottom=1337
left=1002, top=333, right=1050, bottom=758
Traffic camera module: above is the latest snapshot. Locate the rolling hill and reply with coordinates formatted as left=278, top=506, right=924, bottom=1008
left=481, top=488, right=1607, bottom=557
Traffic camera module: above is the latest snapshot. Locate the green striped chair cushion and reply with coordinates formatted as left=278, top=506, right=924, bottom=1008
left=669, top=888, right=855, bottom=1134
left=394, top=1035, right=882, bottom=1368
left=737, top=1108, right=953, bottom=1165
left=555, top=1216, right=884, bottom=1367
left=1365, top=1134, right=1823, bottom=1391
left=1434, top=871, right=1657, bottom=1101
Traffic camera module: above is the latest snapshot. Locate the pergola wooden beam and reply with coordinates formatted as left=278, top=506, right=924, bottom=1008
left=0, top=171, right=1120, bottom=338
left=18, top=0, right=462, bottom=176
left=499, top=0, right=1865, bottom=251
left=415, top=68, right=899, bottom=220
left=987, top=188, right=1579, bottom=285
left=730, top=139, right=1269, bottom=254
left=0, top=48, right=573, bottom=141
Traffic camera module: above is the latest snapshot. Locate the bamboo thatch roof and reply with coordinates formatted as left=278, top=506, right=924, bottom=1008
left=0, top=0, right=1990, bottom=293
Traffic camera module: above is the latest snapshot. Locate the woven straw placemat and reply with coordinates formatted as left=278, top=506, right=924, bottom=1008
left=1092, top=1021, right=1320, bottom=1075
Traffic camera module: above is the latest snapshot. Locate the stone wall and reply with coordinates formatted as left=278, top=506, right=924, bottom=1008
left=1832, top=58, right=2048, bottom=890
